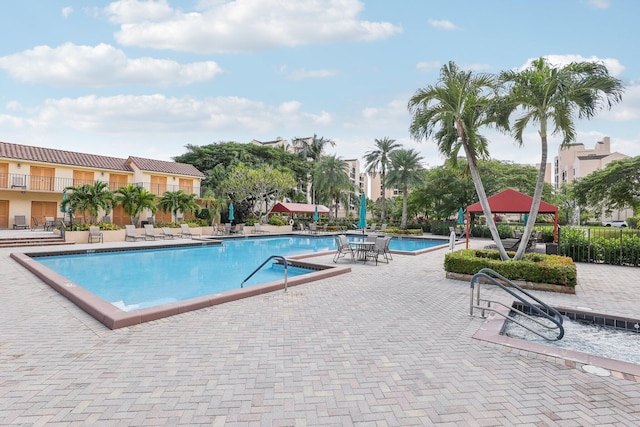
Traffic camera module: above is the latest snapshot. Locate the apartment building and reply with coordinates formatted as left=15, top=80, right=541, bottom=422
left=0, top=141, right=205, bottom=229
left=553, top=136, right=631, bottom=221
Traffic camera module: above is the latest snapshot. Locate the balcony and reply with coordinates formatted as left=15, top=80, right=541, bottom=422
left=0, top=172, right=202, bottom=197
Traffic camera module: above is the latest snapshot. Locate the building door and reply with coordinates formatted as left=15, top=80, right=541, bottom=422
left=0, top=200, right=8, bottom=228
left=30, top=166, right=55, bottom=191
left=73, top=170, right=95, bottom=186
left=31, top=201, right=57, bottom=227
left=0, top=163, right=8, bottom=189
left=112, top=205, right=129, bottom=226
left=109, top=173, right=128, bottom=192
left=150, top=175, right=167, bottom=196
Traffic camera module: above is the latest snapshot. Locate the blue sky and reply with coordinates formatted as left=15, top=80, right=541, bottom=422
left=1, top=0, right=638, bottom=168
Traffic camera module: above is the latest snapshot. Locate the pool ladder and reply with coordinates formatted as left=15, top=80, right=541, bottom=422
left=241, top=255, right=289, bottom=292
left=470, top=268, right=565, bottom=341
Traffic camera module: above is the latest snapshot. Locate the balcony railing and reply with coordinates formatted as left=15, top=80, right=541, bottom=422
left=0, top=172, right=202, bottom=197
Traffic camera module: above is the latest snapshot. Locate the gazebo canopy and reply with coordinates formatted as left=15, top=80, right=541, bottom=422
left=466, top=188, right=558, bottom=214
left=270, top=202, right=329, bottom=215
left=465, top=188, right=558, bottom=243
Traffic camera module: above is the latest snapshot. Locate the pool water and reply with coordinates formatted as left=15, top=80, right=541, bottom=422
left=503, top=313, right=640, bottom=365
left=35, top=235, right=444, bottom=312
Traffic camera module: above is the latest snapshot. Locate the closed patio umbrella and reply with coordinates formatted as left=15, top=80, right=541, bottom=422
left=457, top=208, right=464, bottom=224
left=357, top=193, right=367, bottom=230
left=313, top=205, right=319, bottom=222
left=228, top=203, right=234, bottom=221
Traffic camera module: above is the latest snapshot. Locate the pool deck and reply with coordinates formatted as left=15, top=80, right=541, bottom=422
left=2, top=233, right=640, bottom=425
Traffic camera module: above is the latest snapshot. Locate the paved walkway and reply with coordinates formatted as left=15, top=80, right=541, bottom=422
left=1, top=236, right=640, bottom=426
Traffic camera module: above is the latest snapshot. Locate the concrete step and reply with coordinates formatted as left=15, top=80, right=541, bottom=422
left=0, top=237, right=71, bottom=248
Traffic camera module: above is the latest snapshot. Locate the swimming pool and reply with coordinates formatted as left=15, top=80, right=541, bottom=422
left=13, top=234, right=446, bottom=329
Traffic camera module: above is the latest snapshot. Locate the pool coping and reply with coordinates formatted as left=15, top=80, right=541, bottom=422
left=10, top=242, right=351, bottom=330
left=473, top=296, right=640, bottom=381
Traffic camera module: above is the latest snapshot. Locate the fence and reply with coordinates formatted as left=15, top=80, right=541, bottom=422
left=559, top=226, right=640, bottom=267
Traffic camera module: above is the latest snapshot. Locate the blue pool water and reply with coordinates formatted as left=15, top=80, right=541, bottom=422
left=35, top=235, right=444, bottom=311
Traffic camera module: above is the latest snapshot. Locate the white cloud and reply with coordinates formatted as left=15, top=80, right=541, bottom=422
left=104, top=0, right=402, bottom=53
left=286, top=68, right=338, bottom=80
left=427, top=19, right=459, bottom=30
left=0, top=43, right=222, bottom=86
left=61, top=6, right=73, bottom=18
left=520, top=54, right=625, bottom=77
left=588, top=0, right=611, bottom=9
left=416, top=61, right=440, bottom=72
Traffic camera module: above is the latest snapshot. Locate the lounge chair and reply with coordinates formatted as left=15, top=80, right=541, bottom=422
left=369, top=223, right=377, bottom=233
left=125, top=225, right=144, bottom=241
left=144, top=224, right=163, bottom=240
left=379, top=224, right=387, bottom=234
left=180, top=224, right=200, bottom=239
left=308, top=222, right=317, bottom=234
left=88, top=226, right=103, bottom=243
left=333, top=234, right=355, bottom=263
left=30, top=216, right=43, bottom=231
left=233, top=223, right=245, bottom=235
left=484, top=236, right=522, bottom=251
left=161, top=227, right=180, bottom=239
left=222, top=223, right=232, bottom=235
left=13, top=215, right=30, bottom=230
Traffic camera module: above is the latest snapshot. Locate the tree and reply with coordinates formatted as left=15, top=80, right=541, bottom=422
left=497, top=57, right=624, bottom=259
left=158, top=190, right=200, bottom=223
left=408, top=62, right=507, bottom=257
left=219, top=163, right=297, bottom=216
left=385, top=149, right=425, bottom=228
left=62, top=181, right=114, bottom=224
left=115, top=184, right=157, bottom=225
left=364, top=137, right=401, bottom=222
left=294, top=134, right=336, bottom=204
left=572, top=156, right=640, bottom=216
left=314, top=155, right=352, bottom=220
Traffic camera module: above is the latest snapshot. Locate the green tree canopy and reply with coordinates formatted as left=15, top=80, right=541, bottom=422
left=386, top=149, right=425, bottom=228
left=572, top=156, right=640, bottom=215
left=157, top=190, right=200, bottom=222
left=115, top=184, right=157, bottom=225
left=364, top=137, right=401, bottom=221
left=62, top=181, right=114, bottom=224
left=314, top=155, right=352, bottom=220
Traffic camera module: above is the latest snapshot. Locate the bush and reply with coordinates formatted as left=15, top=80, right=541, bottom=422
left=268, top=215, right=287, bottom=226
left=444, top=249, right=577, bottom=288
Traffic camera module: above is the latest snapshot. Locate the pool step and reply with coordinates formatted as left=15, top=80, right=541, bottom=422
left=0, top=236, right=72, bottom=248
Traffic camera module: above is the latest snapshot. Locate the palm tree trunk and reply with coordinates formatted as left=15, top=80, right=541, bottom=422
left=514, top=119, right=548, bottom=259
left=401, top=187, right=408, bottom=228
left=461, top=136, right=510, bottom=260
left=380, top=170, right=386, bottom=221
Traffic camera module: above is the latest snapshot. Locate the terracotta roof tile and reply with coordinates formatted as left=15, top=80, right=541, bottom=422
left=0, top=141, right=131, bottom=171
left=128, top=156, right=205, bottom=178
left=0, top=141, right=205, bottom=178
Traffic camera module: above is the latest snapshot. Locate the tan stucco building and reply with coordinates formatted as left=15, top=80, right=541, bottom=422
left=0, top=141, right=205, bottom=229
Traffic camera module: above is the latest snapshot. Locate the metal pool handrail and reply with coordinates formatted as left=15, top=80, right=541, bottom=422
left=470, top=268, right=565, bottom=341
left=241, top=255, right=289, bottom=292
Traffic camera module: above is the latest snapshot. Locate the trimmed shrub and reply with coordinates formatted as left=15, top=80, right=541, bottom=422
left=444, top=249, right=577, bottom=288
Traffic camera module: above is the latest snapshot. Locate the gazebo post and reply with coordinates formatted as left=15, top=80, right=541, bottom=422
left=554, top=211, right=559, bottom=243
left=465, top=211, right=470, bottom=249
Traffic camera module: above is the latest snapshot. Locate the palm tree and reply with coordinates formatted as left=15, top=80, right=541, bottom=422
left=385, top=149, right=425, bottom=228
left=408, top=61, right=509, bottom=258
left=62, top=181, right=113, bottom=224
left=314, top=155, right=352, bottom=220
left=158, top=190, right=201, bottom=223
left=496, top=57, right=624, bottom=259
left=115, top=184, right=157, bottom=226
left=294, top=134, right=336, bottom=203
left=364, top=137, right=401, bottom=222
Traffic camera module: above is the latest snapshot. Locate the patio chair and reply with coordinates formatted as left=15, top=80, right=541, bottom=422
left=253, top=223, right=268, bottom=234
left=13, top=215, right=30, bottom=230
left=365, top=237, right=388, bottom=265
left=180, top=224, right=201, bottom=239
left=30, top=216, right=43, bottom=231
left=88, top=226, right=103, bottom=243
left=144, top=224, right=163, bottom=240
left=380, top=236, right=393, bottom=261
left=45, top=216, right=56, bottom=231
left=161, top=227, right=180, bottom=239
left=308, top=222, right=317, bottom=234
left=125, top=225, right=144, bottom=241
left=333, top=234, right=355, bottom=263
left=222, top=223, right=232, bottom=235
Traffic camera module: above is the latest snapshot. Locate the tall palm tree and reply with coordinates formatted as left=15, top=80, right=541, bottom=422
left=496, top=57, right=624, bottom=259
left=62, top=181, right=113, bottom=223
left=364, top=137, right=401, bottom=222
left=408, top=61, right=508, bottom=257
left=158, top=190, right=201, bottom=223
left=115, top=184, right=157, bottom=226
left=293, top=134, right=336, bottom=204
left=385, top=149, right=425, bottom=228
left=314, top=155, right=352, bottom=220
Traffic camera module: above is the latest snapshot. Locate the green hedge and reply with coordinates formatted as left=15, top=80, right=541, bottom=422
left=444, top=249, right=577, bottom=288
left=560, top=227, right=640, bottom=266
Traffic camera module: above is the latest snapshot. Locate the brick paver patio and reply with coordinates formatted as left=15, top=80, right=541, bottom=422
left=1, top=235, right=640, bottom=426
